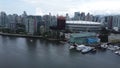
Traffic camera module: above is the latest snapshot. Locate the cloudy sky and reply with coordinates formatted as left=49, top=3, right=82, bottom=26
left=0, top=0, right=120, bottom=16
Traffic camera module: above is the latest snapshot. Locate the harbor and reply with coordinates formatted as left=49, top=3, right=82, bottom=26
left=67, top=32, right=120, bottom=55
left=1, top=0, right=120, bottom=68
left=0, top=35, right=120, bottom=68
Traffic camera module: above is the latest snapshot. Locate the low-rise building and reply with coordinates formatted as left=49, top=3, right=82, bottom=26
left=68, top=32, right=99, bottom=44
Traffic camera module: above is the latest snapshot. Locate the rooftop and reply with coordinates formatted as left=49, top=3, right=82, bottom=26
left=70, top=32, right=97, bottom=38
left=66, top=21, right=101, bottom=25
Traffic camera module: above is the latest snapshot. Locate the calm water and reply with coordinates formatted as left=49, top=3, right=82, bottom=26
left=0, top=35, right=120, bottom=68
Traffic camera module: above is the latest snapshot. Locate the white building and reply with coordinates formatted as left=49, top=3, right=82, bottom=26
left=66, top=21, right=102, bottom=32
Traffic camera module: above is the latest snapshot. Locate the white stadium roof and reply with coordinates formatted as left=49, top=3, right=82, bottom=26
left=66, top=21, right=101, bottom=25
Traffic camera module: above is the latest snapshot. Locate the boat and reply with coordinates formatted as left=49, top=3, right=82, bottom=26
left=100, top=43, right=108, bottom=49
left=108, top=45, right=120, bottom=51
left=69, top=43, right=78, bottom=50
left=115, top=51, right=120, bottom=55
left=69, top=45, right=75, bottom=49
left=69, top=44, right=94, bottom=53
left=81, top=46, right=93, bottom=53
left=76, top=44, right=86, bottom=51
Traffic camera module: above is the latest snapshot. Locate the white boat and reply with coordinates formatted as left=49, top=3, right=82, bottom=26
left=115, top=51, right=120, bottom=55
left=81, top=47, right=93, bottom=53
left=114, top=46, right=120, bottom=50
left=100, top=43, right=108, bottom=49
left=69, top=43, right=78, bottom=50
left=69, top=46, right=75, bottom=49
left=108, top=45, right=120, bottom=51
left=69, top=44, right=95, bottom=53
left=76, top=44, right=86, bottom=51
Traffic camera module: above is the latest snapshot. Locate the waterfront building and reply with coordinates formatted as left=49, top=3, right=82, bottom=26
left=26, top=15, right=43, bottom=35
left=21, top=11, right=27, bottom=25
left=42, top=14, right=51, bottom=32
left=26, top=16, right=37, bottom=35
left=17, top=16, right=22, bottom=24
left=0, top=12, right=8, bottom=28
left=50, top=16, right=57, bottom=27
left=0, top=15, right=1, bottom=29
left=50, top=16, right=65, bottom=30
left=7, top=14, right=19, bottom=32
left=36, top=16, right=43, bottom=34
left=57, top=16, right=66, bottom=30
left=9, top=23, right=16, bottom=32
left=66, top=21, right=102, bottom=32
left=69, top=32, right=99, bottom=44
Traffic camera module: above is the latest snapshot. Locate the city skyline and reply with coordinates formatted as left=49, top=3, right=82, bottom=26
left=1, top=0, right=120, bottom=16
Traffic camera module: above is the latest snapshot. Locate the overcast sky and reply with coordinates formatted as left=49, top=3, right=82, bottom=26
left=0, top=0, right=120, bottom=16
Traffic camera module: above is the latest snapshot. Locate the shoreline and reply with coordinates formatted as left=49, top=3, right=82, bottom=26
left=0, top=32, right=43, bottom=38
left=0, top=32, right=66, bottom=42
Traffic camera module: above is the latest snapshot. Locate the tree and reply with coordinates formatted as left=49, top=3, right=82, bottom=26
left=99, top=27, right=110, bottom=42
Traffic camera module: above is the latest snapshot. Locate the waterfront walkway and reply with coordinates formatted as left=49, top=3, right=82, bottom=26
left=0, top=32, right=43, bottom=38
left=0, top=32, right=64, bottom=41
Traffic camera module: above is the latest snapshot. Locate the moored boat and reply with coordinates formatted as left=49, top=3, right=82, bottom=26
left=115, top=51, right=120, bottom=55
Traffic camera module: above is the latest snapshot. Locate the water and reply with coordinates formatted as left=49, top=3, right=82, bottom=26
left=0, top=35, right=120, bottom=68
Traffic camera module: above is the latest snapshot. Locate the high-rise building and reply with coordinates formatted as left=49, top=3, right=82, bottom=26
left=112, top=15, right=120, bottom=31
left=104, top=16, right=113, bottom=29
left=26, top=16, right=37, bottom=35
left=21, top=11, right=27, bottom=24
left=74, top=12, right=81, bottom=20
left=36, top=16, right=42, bottom=34
left=17, top=16, right=22, bottom=23
left=0, top=12, right=8, bottom=27
left=85, top=13, right=93, bottom=21
left=26, top=15, right=43, bottom=35
left=80, top=12, right=85, bottom=21
left=0, top=15, right=1, bottom=27
left=85, top=13, right=90, bottom=21
left=66, top=13, right=70, bottom=21
left=57, top=16, right=66, bottom=30
left=42, top=14, right=51, bottom=32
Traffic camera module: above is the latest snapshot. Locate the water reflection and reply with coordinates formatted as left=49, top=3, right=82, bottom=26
left=26, top=38, right=37, bottom=50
